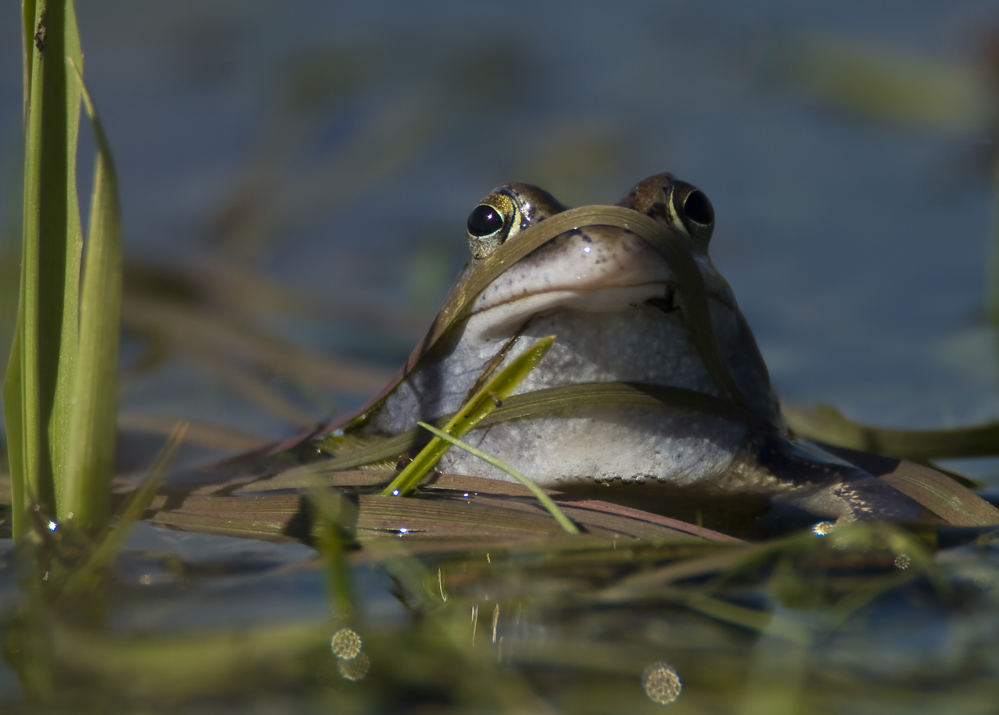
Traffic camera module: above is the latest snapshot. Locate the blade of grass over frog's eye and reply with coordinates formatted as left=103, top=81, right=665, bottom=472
left=416, top=421, right=580, bottom=535
left=784, top=402, right=999, bottom=461
left=5, top=0, right=85, bottom=537
left=62, top=59, right=123, bottom=532
left=381, top=336, right=554, bottom=497
left=61, top=422, right=188, bottom=600
left=408, top=205, right=750, bottom=415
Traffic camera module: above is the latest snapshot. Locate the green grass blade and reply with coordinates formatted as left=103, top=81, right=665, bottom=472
left=61, top=59, right=123, bottom=530
left=417, top=421, right=580, bottom=535
left=6, top=0, right=85, bottom=537
left=3, top=325, right=26, bottom=523
left=382, top=336, right=555, bottom=497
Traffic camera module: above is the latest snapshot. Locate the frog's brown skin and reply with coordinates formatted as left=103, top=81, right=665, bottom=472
left=356, top=174, right=926, bottom=527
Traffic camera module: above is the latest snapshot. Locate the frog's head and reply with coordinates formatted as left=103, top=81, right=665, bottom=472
left=457, top=173, right=739, bottom=344
left=365, top=173, right=780, bottom=439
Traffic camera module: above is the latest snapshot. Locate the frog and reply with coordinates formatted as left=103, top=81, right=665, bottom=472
left=313, top=173, right=926, bottom=528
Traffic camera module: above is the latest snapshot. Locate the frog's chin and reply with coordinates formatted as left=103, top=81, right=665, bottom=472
left=464, top=282, right=671, bottom=343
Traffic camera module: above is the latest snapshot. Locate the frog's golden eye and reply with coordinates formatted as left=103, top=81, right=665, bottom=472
left=466, top=192, right=517, bottom=260
left=467, top=204, right=505, bottom=238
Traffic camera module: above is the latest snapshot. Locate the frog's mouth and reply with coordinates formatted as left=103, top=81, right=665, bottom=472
left=465, top=280, right=685, bottom=343
left=460, top=222, right=740, bottom=346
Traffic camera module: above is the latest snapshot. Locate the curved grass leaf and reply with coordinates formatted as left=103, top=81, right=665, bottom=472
left=62, top=59, right=122, bottom=531
left=784, top=402, right=999, bottom=461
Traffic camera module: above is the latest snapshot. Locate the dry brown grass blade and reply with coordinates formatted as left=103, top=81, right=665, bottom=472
left=145, top=469, right=734, bottom=545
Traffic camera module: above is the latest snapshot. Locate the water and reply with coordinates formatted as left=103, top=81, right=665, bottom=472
left=2, top=1, right=999, bottom=711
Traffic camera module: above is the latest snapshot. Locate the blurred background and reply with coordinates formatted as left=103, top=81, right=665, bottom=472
left=1, top=0, right=999, bottom=474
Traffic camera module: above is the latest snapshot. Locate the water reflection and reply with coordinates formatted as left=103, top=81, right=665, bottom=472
left=330, top=627, right=363, bottom=660
left=330, top=627, right=369, bottom=682
left=337, top=651, right=371, bottom=682
left=641, top=661, right=682, bottom=705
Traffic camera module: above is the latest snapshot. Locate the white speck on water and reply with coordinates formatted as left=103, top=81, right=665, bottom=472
left=812, top=521, right=835, bottom=536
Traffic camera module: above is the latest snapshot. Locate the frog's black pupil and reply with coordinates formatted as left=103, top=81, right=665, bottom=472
left=682, top=190, right=713, bottom=225
left=467, top=205, right=505, bottom=237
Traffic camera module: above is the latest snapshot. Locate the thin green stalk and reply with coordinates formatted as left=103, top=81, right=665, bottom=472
left=4, top=0, right=84, bottom=536
left=416, top=421, right=580, bottom=535
left=382, top=335, right=555, bottom=496
left=62, top=58, right=123, bottom=530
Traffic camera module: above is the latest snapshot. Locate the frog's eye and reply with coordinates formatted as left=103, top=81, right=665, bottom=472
left=466, top=192, right=517, bottom=259
left=681, top=190, right=713, bottom=226
left=670, top=181, right=714, bottom=248
left=467, top=204, right=505, bottom=238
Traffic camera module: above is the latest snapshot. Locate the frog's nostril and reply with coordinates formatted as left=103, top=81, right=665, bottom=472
left=682, top=190, right=713, bottom=225
left=467, top=204, right=505, bottom=237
